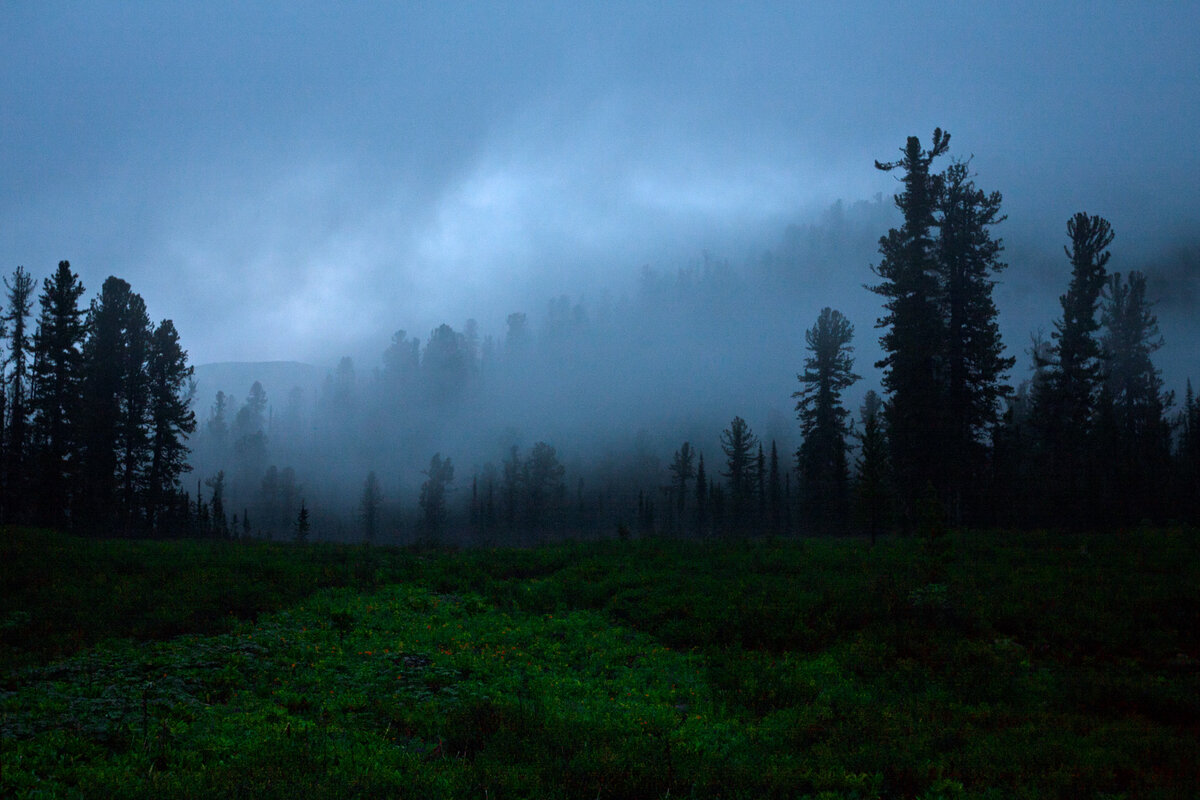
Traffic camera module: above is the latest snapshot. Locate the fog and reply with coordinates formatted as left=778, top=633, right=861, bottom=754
left=4, top=4, right=1198, bottom=537
left=183, top=194, right=1199, bottom=540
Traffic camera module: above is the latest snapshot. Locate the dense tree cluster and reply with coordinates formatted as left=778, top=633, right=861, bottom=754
left=1, top=263, right=196, bottom=534
left=869, top=130, right=1014, bottom=525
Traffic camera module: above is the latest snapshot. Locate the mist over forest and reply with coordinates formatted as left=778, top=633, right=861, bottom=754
left=4, top=5, right=1200, bottom=544
left=177, top=187, right=1200, bottom=543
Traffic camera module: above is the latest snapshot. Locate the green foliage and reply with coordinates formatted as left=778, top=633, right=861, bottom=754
left=4, top=526, right=1199, bottom=798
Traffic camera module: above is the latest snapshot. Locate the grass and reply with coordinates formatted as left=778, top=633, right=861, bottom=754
left=2, top=526, right=1198, bottom=798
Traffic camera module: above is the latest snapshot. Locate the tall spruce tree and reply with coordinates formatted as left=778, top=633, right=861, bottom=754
left=1031, top=213, right=1113, bottom=525
left=668, top=442, right=695, bottom=522
left=522, top=441, right=565, bottom=529
left=30, top=261, right=87, bottom=527
left=720, top=416, right=759, bottom=532
left=145, top=319, right=196, bottom=533
left=361, top=470, right=382, bottom=542
left=1096, top=271, right=1171, bottom=522
left=3, top=266, right=36, bottom=521
left=936, top=161, right=1014, bottom=520
left=768, top=441, right=782, bottom=535
left=794, top=307, right=860, bottom=532
left=694, top=452, right=708, bottom=536
left=420, top=453, right=455, bottom=536
left=1179, top=381, right=1200, bottom=524
left=117, top=291, right=152, bottom=532
left=295, top=499, right=310, bottom=544
left=854, top=390, right=890, bottom=543
left=870, top=129, right=951, bottom=524
left=79, top=277, right=149, bottom=532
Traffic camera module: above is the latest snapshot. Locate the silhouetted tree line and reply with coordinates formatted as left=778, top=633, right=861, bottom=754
left=186, top=124, right=1195, bottom=543
left=860, top=130, right=1194, bottom=532
left=1, top=263, right=197, bottom=535
left=17, top=131, right=1194, bottom=542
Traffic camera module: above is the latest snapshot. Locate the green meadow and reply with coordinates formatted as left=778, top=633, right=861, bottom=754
left=2, top=527, right=1198, bottom=799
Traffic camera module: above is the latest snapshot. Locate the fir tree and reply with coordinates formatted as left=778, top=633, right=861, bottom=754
left=419, top=453, right=454, bottom=536
left=768, top=441, right=782, bottom=535
left=794, top=308, right=859, bottom=532
left=145, top=320, right=196, bottom=534
left=720, top=416, right=759, bottom=532
left=30, top=261, right=87, bottom=527
left=295, top=499, right=310, bottom=544
left=694, top=452, right=708, bottom=536
left=1179, top=381, right=1200, bottom=524
left=116, top=292, right=152, bottom=532
left=854, top=390, right=890, bottom=543
left=361, top=470, right=382, bottom=542
left=1031, top=213, right=1113, bottom=525
left=936, top=160, right=1014, bottom=520
left=1096, top=271, right=1172, bottom=522
left=3, top=266, right=36, bottom=520
left=205, top=471, right=228, bottom=538
left=522, top=441, right=565, bottom=530
left=669, top=442, right=694, bottom=520
left=870, top=129, right=952, bottom=523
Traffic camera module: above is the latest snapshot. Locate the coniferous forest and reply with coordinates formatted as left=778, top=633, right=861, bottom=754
left=3, top=131, right=1197, bottom=543
left=4, top=131, right=1199, bottom=799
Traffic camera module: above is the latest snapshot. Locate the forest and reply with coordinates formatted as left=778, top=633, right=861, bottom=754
left=1, top=130, right=1197, bottom=542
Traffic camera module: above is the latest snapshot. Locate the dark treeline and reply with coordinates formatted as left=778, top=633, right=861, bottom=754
left=1, top=263, right=197, bottom=535
left=6, top=130, right=1199, bottom=542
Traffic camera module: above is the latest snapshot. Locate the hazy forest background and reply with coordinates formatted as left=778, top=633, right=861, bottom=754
left=3, top=130, right=1199, bottom=543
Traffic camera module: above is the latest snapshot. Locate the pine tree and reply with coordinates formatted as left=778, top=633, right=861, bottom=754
left=1031, top=213, right=1113, bottom=525
left=295, top=499, right=310, bottom=544
left=522, top=442, right=565, bottom=530
left=756, top=444, right=766, bottom=526
left=419, top=453, right=455, bottom=536
left=768, top=441, right=782, bottom=535
left=78, top=277, right=153, bottom=533
left=720, top=416, right=759, bottom=532
left=1179, top=381, right=1200, bottom=524
left=207, top=391, right=230, bottom=454
left=694, top=452, right=708, bottom=536
left=3, top=266, right=36, bottom=521
left=854, top=390, right=890, bottom=543
left=361, top=470, right=382, bottom=542
left=794, top=308, right=859, bottom=532
left=30, top=261, right=87, bottom=527
left=422, top=323, right=468, bottom=406
left=206, top=471, right=228, bottom=538
left=232, top=381, right=268, bottom=497
left=870, top=129, right=952, bottom=523
left=936, top=161, right=1014, bottom=520
left=1097, top=271, right=1172, bottom=522
left=145, top=319, right=196, bottom=533
left=117, top=292, right=152, bottom=532
left=669, top=442, right=694, bottom=521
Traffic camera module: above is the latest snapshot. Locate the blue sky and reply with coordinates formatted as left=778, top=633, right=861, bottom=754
left=3, top=2, right=1198, bottom=373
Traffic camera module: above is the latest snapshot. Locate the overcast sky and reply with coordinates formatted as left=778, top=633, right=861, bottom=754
left=4, top=2, right=1198, bottom=376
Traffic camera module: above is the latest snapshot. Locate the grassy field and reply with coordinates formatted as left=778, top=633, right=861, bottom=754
left=2, top=526, right=1198, bottom=798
